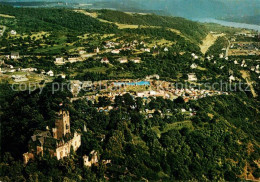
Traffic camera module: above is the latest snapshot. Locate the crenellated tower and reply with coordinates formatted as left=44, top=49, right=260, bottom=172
left=54, top=110, right=70, bottom=139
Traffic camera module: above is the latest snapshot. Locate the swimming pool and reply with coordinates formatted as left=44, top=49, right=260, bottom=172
left=114, top=81, right=150, bottom=86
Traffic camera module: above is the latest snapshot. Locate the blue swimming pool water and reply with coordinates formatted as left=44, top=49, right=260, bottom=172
left=114, top=81, right=150, bottom=86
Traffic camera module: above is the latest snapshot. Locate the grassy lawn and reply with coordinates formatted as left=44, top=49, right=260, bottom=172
left=85, top=67, right=108, bottom=74
left=152, top=120, right=193, bottom=138
left=110, top=72, right=134, bottom=78
left=34, top=44, right=74, bottom=54
left=197, top=66, right=207, bottom=71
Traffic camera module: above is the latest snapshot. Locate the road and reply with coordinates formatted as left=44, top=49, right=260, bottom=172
left=0, top=25, right=6, bottom=37
left=225, top=39, right=231, bottom=58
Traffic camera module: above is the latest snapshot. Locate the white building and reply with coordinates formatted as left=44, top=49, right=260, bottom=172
left=229, top=75, right=235, bottom=83
left=111, top=49, right=120, bottom=54
left=94, top=47, right=100, bottom=53
left=11, top=52, right=20, bottom=59
left=144, top=48, right=150, bottom=53
left=101, top=57, right=109, bottom=64
left=79, top=50, right=86, bottom=55
left=47, top=70, right=54, bottom=77
left=10, top=30, right=17, bottom=35
left=190, top=63, right=198, bottom=69
left=118, top=57, right=128, bottom=63
left=131, top=57, right=141, bottom=63
left=55, top=57, right=65, bottom=65
left=68, top=57, right=80, bottom=63
left=188, top=73, right=197, bottom=82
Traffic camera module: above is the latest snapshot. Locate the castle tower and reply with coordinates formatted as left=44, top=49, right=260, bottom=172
left=55, top=110, right=70, bottom=139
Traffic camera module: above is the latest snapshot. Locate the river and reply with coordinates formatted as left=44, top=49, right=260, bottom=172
left=193, top=18, right=260, bottom=32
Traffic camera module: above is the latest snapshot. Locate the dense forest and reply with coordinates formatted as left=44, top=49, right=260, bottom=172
left=0, top=5, right=118, bottom=33
left=0, top=81, right=259, bottom=181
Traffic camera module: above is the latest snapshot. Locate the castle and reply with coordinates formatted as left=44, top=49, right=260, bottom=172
left=23, top=110, right=81, bottom=164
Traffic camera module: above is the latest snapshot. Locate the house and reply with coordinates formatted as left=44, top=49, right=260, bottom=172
left=101, top=57, right=109, bottom=64
left=79, top=50, right=86, bottom=55
left=12, top=75, right=28, bottom=82
left=181, top=109, right=186, bottom=113
left=251, top=66, right=256, bottom=71
left=55, top=57, right=65, bottom=65
left=111, top=49, right=120, bottom=54
left=21, top=68, right=37, bottom=72
left=94, top=47, right=100, bottom=53
left=164, top=47, right=169, bottom=52
left=187, top=73, right=197, bottom=82
left=11, top=52, right=20, bottom=59
left=70, top=80, right=82, bottom=96
left=144, top=48, right=150, bottom=53
left=150, top=91, right=157, bottom=95
left=146, top=74, right=160, bottom=80
left=190, top=63, right=198, bottom=69
left=68, top=57, right=80, bottom=63
left=191, top=53, right=198, bottom=59
left=10, top=30, right=17, bottom=35
left=58, top=74, right=66, bottom=79
left=23, top=110, right=81, bottom=164
left=104, top=42, right=115, bottom=49
left=47, top=70, right=54, bottom=77
left=131, top=57, right=141, bottom=63
left=118, top=57, right=128, bottom=63
left=229, top=75, right=235, bottom=83
left=219, top=53, right=224, bottom=58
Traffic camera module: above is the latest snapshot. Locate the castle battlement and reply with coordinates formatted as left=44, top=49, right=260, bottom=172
left=23, top=110, right=81, bottom=164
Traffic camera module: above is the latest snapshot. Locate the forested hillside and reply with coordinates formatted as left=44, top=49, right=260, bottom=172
left=223, top=15, right=260, bottom=26
left=0, top=4, right=118, bottom=33
left=98, top=10, right=208, bottom=44
left=0, top=81, right=259, bottom=181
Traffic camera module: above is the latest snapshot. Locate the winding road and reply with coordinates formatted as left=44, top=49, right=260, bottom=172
left=225, top=39, right=231, bottom=58
left=0, top=25, right=6, bottom=37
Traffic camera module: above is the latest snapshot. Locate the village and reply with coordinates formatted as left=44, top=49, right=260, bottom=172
left=0, top=4, right=260, bottom=181
left=0, top=29, right=259, bottom=99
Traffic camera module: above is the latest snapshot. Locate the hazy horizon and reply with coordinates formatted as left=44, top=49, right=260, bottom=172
left=0, top=0, right=259, bottom=20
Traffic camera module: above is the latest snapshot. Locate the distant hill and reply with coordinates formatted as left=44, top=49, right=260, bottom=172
left=222, top=15, right=260, bottom=26
left=1, top=0, right=259, bottom=20
left=97, top=10, right=208, bottom=44
left=0, top=4, right=118, bottom=33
